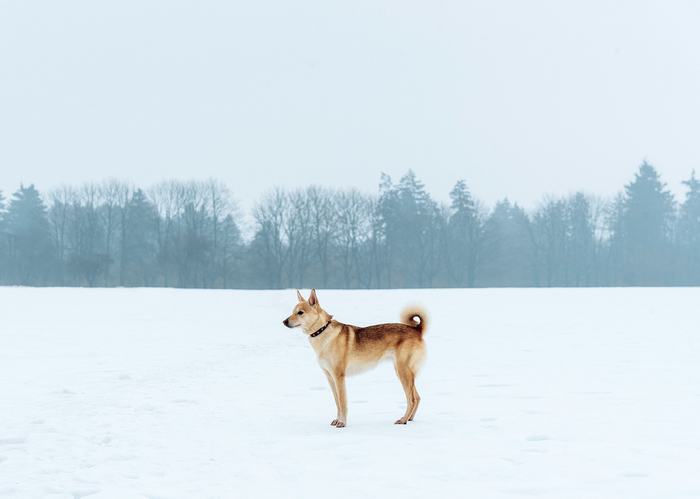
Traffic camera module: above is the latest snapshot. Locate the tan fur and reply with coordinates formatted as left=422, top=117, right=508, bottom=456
left=283, top=288, right=428, bottom=428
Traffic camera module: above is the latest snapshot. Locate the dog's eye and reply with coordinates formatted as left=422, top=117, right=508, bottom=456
left=297, top=311, right=304, bottom=315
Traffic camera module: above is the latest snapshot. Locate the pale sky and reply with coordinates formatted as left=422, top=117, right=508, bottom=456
left=1, top=1, right=699, bottom=211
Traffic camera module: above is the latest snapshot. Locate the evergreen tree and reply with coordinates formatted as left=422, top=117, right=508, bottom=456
left=221, top=213, right=242, bottom=288
left=125, top=189, right=158, bottom=285
left=481, top=199, right=532, bottom=286
left=447, top=180, right=485, bottom=287
left=379, top=171, right=442, bottom=287
left=0, top=189, right=6, bottom=282
left=4, top=184, right=54, bottom=284
left=678, top=170, right=700, bottom=284
left=622, top=161, right=675, bottom=284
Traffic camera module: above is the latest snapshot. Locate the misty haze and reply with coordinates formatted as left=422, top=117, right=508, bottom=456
left=1, top=2, right=699, bottom=498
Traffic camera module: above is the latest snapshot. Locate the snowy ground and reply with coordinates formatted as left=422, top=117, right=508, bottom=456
left=1, top=286, right=699, bottom=498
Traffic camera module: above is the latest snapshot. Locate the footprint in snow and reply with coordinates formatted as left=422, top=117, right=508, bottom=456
left=72, top=489, right=101, bottom=498
left=0, top=437, right=27, bottom=445
left=525, top=435, right=550, bottom=442
left=480, top=417, right=498, bottom=428
left=500, top=457, right=523, bottom=465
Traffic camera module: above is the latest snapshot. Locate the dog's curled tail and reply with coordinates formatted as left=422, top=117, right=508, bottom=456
left=400, top=304, right=429, bottom=335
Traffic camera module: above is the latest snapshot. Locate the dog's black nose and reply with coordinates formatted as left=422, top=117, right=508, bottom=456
left=283, top=318, right=289, bottom=327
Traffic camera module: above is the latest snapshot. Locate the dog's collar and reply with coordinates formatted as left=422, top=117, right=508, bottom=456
left=310, top=320, right=332, bottom=338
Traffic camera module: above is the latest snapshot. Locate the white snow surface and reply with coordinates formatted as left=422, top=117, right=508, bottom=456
left=1, top=287, right=699, bottom=498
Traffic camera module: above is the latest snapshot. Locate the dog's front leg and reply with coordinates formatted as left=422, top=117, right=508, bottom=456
left=331, top=370, right=348, bottom=428
left=321, top=368, right=341, bottom=426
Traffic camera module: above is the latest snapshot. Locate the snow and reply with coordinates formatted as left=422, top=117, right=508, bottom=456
left=1, top=286, right=699, bottom=498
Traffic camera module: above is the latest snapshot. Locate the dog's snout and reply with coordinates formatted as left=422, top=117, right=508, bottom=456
left=283, top=318, right=289, bottom=327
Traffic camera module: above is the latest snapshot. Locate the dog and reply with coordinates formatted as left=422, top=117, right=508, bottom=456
left=283, top=289, right=427, bottom=428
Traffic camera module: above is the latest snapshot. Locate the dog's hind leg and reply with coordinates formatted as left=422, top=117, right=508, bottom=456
left=322, top=368, right=341, bottom=426
left=408, top=384, right=421, bottom=421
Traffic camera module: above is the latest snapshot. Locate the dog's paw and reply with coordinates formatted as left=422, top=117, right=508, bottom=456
left=335, top=421, right=346, bottom=428
left=394, top=418, right=408, bottom=425
left=331, top=419, right=338, bottom=426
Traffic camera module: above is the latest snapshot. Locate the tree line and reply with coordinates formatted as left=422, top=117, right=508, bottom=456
left=1, top=161, right=699, bottom=288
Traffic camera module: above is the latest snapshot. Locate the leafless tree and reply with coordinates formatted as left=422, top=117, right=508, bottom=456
left=252, top=187, right=289, bottom=288
left=46, top=185, right=75, bottom=285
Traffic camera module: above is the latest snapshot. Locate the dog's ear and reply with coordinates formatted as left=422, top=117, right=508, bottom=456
left=309, top=288, right=319, bottom=307
left=296, top=290, right=304, bottom=303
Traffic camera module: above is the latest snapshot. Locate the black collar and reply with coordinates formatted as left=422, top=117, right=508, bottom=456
left=310, top=320, right=332, bottom=338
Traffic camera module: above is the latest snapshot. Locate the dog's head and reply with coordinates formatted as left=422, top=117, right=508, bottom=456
left=283, top=288, right=325, bottom=334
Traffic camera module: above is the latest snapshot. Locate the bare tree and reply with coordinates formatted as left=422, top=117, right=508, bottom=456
left=205, top=178, right=238, bottom=287
left=46, top=186, right=75, bottom=285
left=335, top=188, right=371, bottom=288
left=285, top=188, right=314, bottom=288
left=180, top=181, right=209, bottom=287
left=252, top=187, right=289, bottom=288
left=307, top=186, right=336, bottom=288
left=115, top=181, right=134, bottom=286
left=149, top=180, right=185, bottom=287
left=99, top=179, right=122, bottom=284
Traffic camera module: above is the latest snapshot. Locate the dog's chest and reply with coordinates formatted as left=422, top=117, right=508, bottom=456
left=314, top=346, right=337, bottom=373
left=316, top=356, right=333, bottom=372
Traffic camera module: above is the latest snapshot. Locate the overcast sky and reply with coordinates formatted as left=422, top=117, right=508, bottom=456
left=1, top=1, right=699, bottom=211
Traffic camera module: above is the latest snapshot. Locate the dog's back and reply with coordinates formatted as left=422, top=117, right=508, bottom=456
left=351, top=309, right=426, bottom=354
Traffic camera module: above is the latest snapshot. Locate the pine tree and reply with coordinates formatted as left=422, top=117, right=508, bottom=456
left=4, top=184, right=54, bottom=284
left=0, top=189, right=6, bottom=282
left=448, top=180, right=484, bottom=287
left=125, top=189, right=157, bottom=285
left=624, top=161, right=675, bottom=249
left=221, top=213, right=241, bottom=288
left=379, top=171, right=442, bottom=287
left=566, top=192, right=598, bottom=286
left=678, top=170, right=700, bottom=284
left=622, top=161, right=676, bottom=284
left=481, top=199, right=532, bottom=286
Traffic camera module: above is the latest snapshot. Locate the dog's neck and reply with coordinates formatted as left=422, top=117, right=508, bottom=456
left=310, top=320, right=332, bottom=338
left=305, top=311, right=333, bottom=337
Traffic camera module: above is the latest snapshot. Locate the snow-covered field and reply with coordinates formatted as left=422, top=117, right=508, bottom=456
left=1, top=287, right=699, bottom=498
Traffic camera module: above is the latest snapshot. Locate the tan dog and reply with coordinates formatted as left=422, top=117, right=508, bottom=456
left=283, top=289, right=427, bottom=428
